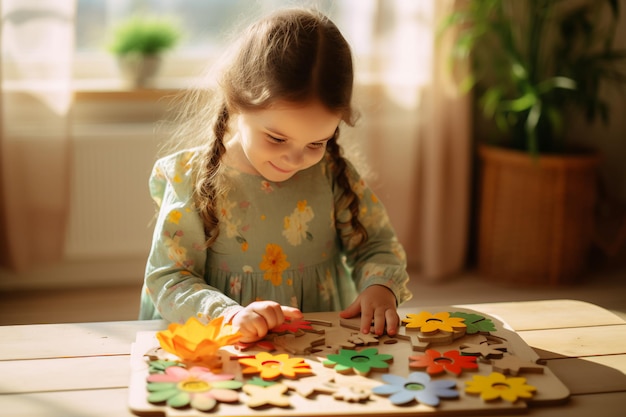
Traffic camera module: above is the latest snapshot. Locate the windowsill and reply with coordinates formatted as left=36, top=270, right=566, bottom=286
left=72, top=77, right=195, bottom=102
left=6, top=74, right=422, bottom=105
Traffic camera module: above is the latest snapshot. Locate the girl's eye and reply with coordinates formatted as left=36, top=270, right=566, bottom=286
left=308, top=142, right=326, bottom=150
left=266, top=134, right=286, bottom=144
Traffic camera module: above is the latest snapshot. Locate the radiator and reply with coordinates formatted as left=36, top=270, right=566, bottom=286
left=64, top=124, right=159, bottom=259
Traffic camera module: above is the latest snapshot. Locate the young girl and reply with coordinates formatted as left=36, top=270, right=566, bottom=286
left=139, top=8, right=412, bottom=342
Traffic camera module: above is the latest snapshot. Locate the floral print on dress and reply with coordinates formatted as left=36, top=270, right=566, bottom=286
left=282, top=200, right=314, bottom=246
left=168, top=210, right=182, bottom=225
left=229, top=275, right=242, bottom=296
left=260, top=180, right=274, bottom=193
left=259, top=243, right=290, bottom=286
left=217, top=198, right=241, bottom=239
left=164, top=230, right=192, bottom=269
left=319, top=269, right=333, bottom=302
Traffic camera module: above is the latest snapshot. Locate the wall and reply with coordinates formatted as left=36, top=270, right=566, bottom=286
left=0, top=90, right=171, bottom=290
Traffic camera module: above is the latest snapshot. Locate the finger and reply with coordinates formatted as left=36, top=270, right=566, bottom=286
left=263, top=308, right=283, bottom=329
left=246, top=314, right=270, bottom=340
left=281, top=306, right=303, bottom=319
left=339, top=298, right=361, bottom=319
left=373, top=307, right=387, bottom=336
left=238, top=324, right=262, bottom=343
left=252, top=301, right=282, bottom=329
left=360, top=307, right=374, bottom=334
left=385, top=309, right=400, bottom=336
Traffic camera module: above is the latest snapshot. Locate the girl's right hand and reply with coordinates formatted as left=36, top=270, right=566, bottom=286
left=231, top=301, right=302, bottom=342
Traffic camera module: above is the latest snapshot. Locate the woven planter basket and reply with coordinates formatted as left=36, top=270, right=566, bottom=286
left=477, top=145, right=600, bottom=285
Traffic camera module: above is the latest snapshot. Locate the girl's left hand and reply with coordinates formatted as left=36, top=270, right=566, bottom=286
left=339, top=285, right=399, bottom=336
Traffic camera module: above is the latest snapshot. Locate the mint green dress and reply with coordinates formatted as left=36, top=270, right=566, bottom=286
left=139, top=148, right=412, bottom=323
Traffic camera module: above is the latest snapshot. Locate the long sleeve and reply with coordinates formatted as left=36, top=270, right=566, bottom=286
left=140, top=149, right=242, bottom=323
left=332, top=160, right=413, bottom=306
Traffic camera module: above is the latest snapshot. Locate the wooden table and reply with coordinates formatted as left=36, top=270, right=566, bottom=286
left=1, top=299, right=625, bottom=416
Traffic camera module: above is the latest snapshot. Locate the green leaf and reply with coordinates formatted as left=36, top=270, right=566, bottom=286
left=480, top=88, right=503, bottom=118
left=536, top=76, right=577, bottom=94
left=502, top=92, right=537, bottom=112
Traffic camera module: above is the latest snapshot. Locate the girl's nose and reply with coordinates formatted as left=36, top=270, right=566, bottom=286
left=283, top=148, right=304, bottom=166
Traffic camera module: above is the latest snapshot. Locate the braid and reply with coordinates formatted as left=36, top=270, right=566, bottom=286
left=326, top=131, right=368, bottom=246
left=195, top=105, right=229, bottom=247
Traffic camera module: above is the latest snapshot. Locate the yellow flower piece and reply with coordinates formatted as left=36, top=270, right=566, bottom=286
left=402, top=311, right=467, bottom=334
left=238, top=352, right=312, bottom=381
left=156, top=317, right=241, bottom=369
left=259, top=243, right=290, bottom=286
left=465, top=372, right=536, bottom=403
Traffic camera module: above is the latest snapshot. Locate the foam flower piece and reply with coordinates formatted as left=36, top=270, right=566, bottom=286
left=372, top=372, right=459, bottom=406
left=409, top=349, right=478, bottom=376
left=465, top=372, right=537, bottom=403
left=449, top=312, right=497, bottom=334
left=146, top=366, right=243, bottom=411
left=243, top=383, right=291, bottom=408
left=323, top=347, right=393, bottom=376
left=271, top=318, right=314, bottom=334
left=238, top=351, right=313, bottom=380
left=156, top=316, right=241, bottom=369
left=402, top=311, right=466, bottom=334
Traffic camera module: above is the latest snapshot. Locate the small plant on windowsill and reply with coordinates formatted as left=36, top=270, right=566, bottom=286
left=107, top=15, right=181, bottom=88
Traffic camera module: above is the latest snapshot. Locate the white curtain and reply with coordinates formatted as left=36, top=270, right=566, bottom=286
left=346, top=0, right=471, bottom=280
left=0, top=0, right=75, bottom=271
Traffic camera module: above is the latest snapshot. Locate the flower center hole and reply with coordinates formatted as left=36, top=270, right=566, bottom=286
left=492, top=383, right=510, bottom=391
left=425, top=318, right=443, bottom=323
left=351, top=355, right=370, bottom=363
left=261, top=360, right=282, bottom=368
left=178, top=380, right=210, bottom=393
left=404, top=382, right=426, bottom=391
left=433, top=357, right=453, bottom=363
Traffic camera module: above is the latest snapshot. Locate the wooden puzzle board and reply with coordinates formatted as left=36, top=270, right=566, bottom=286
left=128, top=306, right=570, bottom=416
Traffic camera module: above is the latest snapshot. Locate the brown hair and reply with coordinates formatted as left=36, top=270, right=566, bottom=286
left=169, top=8, right=366, bottom=247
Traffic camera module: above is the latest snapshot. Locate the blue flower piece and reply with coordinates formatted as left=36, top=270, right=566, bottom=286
left=372, top=372, right=458, bottom=406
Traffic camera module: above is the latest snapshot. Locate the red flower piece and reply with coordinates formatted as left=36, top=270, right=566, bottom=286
left=271, top=318, right=314, bottom=334
left=409, top=349, right=478, bottom=376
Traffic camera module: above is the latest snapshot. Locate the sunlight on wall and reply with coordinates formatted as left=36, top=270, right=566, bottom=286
left=2, top=2, right=74, bottom=116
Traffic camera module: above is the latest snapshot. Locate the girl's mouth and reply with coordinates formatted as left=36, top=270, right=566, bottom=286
left=270, top=162, right=293, bottom=174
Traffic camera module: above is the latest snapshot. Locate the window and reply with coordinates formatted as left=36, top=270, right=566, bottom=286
left=74, top=0, right=379, bottom=82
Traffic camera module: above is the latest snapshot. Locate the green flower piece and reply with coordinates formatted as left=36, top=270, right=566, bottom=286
left=147, top=359, right=183, bottom=374
left=323, top=348, right=393, bottom=376
left=247, top=376, right=277, bottom=387
left=450, top=312, right=496, bottom=334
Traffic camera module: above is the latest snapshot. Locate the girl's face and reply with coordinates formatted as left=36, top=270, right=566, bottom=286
left=230, top=100, right=341, bottom=182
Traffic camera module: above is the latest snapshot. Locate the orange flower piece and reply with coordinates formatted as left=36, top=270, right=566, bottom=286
left=157, top=317, right=241, bottom=369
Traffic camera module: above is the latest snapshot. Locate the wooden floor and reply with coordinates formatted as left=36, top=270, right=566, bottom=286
left=1, top=266, right=625, bottom=325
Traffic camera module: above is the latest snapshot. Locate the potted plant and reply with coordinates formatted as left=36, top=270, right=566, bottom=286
left=443, top=0, right=626, bottom=284
left=107, top=15, right=181, bottom=88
